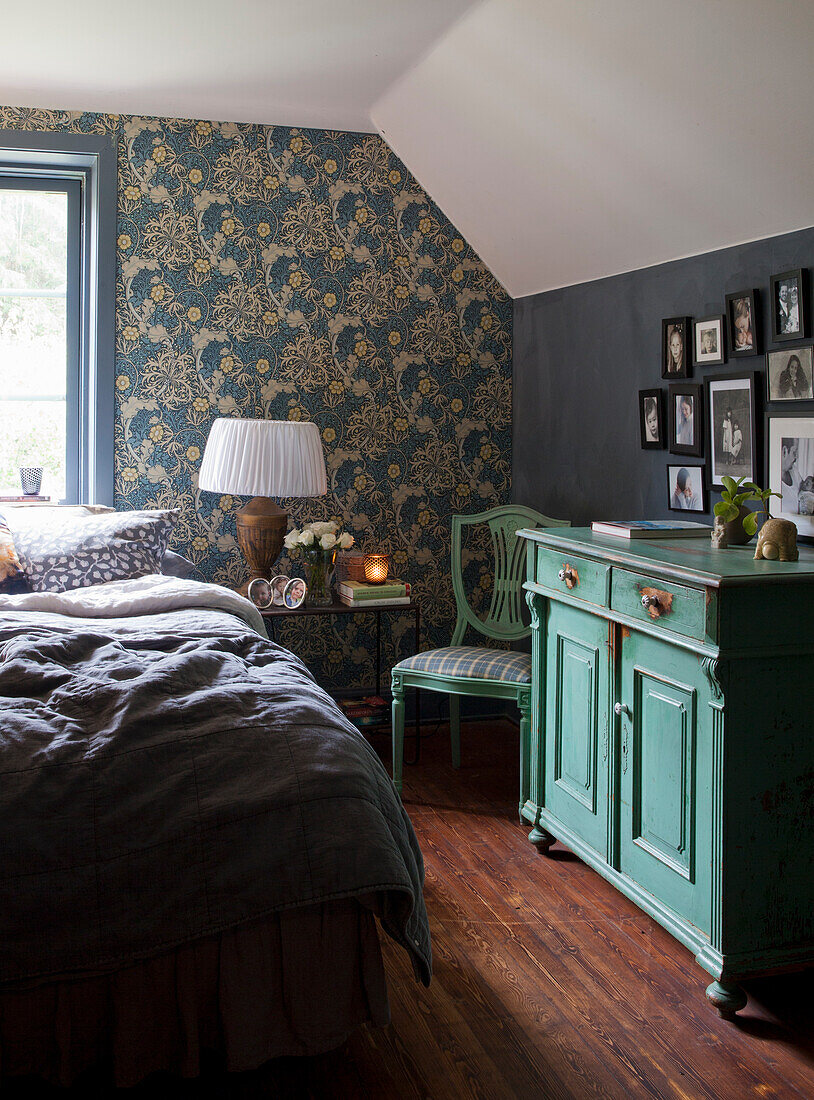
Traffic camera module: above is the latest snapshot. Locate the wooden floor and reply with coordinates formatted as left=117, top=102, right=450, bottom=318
left=9, top=719, right=814, bottom=1099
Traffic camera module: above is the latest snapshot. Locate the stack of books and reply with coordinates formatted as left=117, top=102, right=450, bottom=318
left=337, top=579, right=411, bottom=607
left=338, top=695, right=389, bottom=729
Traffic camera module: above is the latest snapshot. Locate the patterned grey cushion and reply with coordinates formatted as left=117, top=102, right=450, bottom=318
left=8, top=509, right=179, bottom=594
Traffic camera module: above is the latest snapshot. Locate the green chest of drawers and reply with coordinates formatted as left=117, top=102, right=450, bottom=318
left=519, top=527, right=814, bottom=1017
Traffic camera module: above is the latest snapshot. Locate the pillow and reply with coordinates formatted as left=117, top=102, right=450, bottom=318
left=0, top=513, right=29, bottom=594
left=8, top=509, right=179, bottom=594
left=161, top=550, right=196, bottom=579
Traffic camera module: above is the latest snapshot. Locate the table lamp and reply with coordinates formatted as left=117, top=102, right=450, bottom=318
left=199, top=418, right=327, bottom=584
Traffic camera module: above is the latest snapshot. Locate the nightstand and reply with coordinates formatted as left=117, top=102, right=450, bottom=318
left=259, top=598, right=423, bottom=763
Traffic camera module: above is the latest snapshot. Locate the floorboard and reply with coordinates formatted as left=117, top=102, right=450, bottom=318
left=7, top=719, right=813, bottom=1098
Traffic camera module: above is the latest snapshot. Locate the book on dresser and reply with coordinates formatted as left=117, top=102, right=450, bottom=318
left=337, top=579, right=411, bottom=606
left=591, top=519, right=712, bottom=539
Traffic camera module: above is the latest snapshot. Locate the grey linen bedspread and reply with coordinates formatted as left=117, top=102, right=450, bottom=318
left=0, top=603, right=431, bottom=986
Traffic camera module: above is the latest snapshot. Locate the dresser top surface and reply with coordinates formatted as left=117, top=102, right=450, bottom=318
left=520, top=527, right=814, bottom=586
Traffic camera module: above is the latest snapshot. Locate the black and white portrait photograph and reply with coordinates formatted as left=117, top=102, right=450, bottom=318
left=705, top=373, right=757, bottom=489
left=766, top=346, right=814, bottom=403
left=667, top=465, right=706, bottom=512
left=693, top=315, right=725, bottom=366
left=668, top=383, right=703, bottom=456
left=725, top=290, right=759, bottom=357
left=662, top=316, right=691, bottom=378
left=770, top=269, right=807, bottom=342
left=639, top=388, right=664, bottom=449
left=767, top=412, right=814, bottom=540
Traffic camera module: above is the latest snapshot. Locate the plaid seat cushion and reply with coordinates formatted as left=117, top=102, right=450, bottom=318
left=395, top=646, right=531, bottom=684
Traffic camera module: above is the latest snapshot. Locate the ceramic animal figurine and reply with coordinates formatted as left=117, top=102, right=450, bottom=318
left=711, top=517, right=728, bottom=549
left=754, top=517, right=799, bottom=561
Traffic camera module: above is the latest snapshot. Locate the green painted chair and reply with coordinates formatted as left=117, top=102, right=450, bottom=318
left=390, top=505, right=569, bottom=794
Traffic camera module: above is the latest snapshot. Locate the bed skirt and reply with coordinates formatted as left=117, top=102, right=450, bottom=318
left=0, top=899, right=389, bottom=1088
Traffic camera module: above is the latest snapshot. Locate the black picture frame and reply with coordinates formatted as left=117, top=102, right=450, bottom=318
left=765, top=345, right=814, bottom=404
left=668, top=382, right=703, bottom=457
left=693, top=315, right=726, bottom=367
left=639, top=388, right=664, bottom=449
left=725, top=289, right=760, bottom=358
left=765, top=407, right=814, bottom=543
left=662, top=316, right=691, bottom=378
left=666, top=464, right=706, bottom=513
left=770, top=268, right=807, bottom=343
left=704, top=371, right=759, bottom=490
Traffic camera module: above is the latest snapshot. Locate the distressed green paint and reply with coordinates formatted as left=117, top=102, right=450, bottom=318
left=545, top=602, right=610, bottom=858
left=610, top=568, right=707, bottom=641
left=535, top=546, right=611, bottom=606
left=520, top=527, right=814, bottom=1017
left=390, top=506, right=568, bottom=794
left=620, top=632, right=710, bottom=931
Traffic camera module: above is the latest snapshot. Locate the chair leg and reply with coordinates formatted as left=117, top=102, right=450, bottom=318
left=391, top=677, right=405, bottom=795
left=449, top=693, right=460, bottom=768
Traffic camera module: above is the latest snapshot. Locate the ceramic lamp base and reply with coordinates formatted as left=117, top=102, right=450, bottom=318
left=235, top=497, right=288, bottom=583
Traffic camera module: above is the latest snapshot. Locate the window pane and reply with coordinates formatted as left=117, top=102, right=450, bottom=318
left=0, top=294, right=66, bottom=399
left=0, top=188, right=68, bottom=292
left=0, top=399, right=66, bottom=501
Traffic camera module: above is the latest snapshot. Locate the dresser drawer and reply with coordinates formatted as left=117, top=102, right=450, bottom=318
left=536, top=546, right=611, bottom=606
left=610, top=568, right=707, bottom=639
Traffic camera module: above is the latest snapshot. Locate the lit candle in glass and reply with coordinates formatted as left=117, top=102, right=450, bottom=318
left=364, top=553, right=389, bottom=584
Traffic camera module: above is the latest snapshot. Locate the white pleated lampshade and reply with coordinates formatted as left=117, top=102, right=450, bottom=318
left=199, top=419, right=327, bottom=498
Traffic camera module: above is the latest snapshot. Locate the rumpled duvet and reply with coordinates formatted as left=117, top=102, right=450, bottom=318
left=0, top=576, right=430, bottom=986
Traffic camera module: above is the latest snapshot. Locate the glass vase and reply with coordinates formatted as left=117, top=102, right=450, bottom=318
left=303, top=548, right=337, bottom=606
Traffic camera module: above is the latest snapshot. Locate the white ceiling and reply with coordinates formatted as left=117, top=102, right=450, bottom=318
left=373, top=0, right=814, bottom=298
left=0, top=0, right=474, bottom=134
left=4, top=0, right=813, bottom=298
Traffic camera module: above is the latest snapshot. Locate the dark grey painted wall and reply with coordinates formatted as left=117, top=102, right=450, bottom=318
left=513, top=226, right=814, bottom=527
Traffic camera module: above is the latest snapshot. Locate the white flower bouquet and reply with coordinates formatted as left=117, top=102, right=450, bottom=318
left=283, top=520, right=354, bottom=604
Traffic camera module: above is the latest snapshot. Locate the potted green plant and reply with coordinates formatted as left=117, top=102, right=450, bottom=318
left=713, top=477, right=781, bottom=545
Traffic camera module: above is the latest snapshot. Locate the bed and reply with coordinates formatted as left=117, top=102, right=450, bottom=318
left=0, top=570, right=430, bottom=1087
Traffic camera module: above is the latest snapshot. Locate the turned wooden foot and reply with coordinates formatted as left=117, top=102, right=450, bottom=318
left=706, top=980, right=747, bottom=1018
left=528, top=825, right=555, bottom=854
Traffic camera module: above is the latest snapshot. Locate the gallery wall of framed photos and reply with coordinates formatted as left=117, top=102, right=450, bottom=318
left=513, top=225, right=814, bottom=533
left=639, top=266, right=813, bottom=532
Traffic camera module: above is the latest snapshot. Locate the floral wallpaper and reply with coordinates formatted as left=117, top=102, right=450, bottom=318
left=0, top=105, right=512, bottom=688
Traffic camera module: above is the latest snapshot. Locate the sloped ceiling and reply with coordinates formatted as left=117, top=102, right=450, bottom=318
left=373, top=0, right=814, bottom=298
left=4, top=0, right=813, bottom=297
left=0, top=0, right=474, bottom=134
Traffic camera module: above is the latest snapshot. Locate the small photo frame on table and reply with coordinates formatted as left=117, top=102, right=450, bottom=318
left=639, top=388, right=664, bottom=449
left=668, top=382, right=703, bottom=457
left=247, top=577, right=272, bottom=609
left=666, top=464, right=706, bottom=512
left=693, top=315, right=725, bottom=366
left=766, top=346, right=814, bottom=403
left=283, top=577, right=307, bottom=609
left=769, top=269, right=807, bottom=342
left=725, top=289, right=759, bottom=357
left=766, top=410, right=814, bottom=541
left=270, top=574, right=288, bottom=606
left=662, top=317, right=691, bottom=378
left=704, top=372, right=758, bottom=490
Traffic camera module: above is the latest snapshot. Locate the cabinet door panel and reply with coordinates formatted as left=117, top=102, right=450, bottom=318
left=545, top=603, right=610, bottom=857
left=619, top=632, right=710, bottom=932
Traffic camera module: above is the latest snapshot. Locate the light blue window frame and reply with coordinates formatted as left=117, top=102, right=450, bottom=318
left=0, top=131, right=116, bottom=505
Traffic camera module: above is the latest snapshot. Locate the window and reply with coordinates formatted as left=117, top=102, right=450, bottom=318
left=0, top=131, right=117, bottom=506
left=0, top=177, right=80, bottom=501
